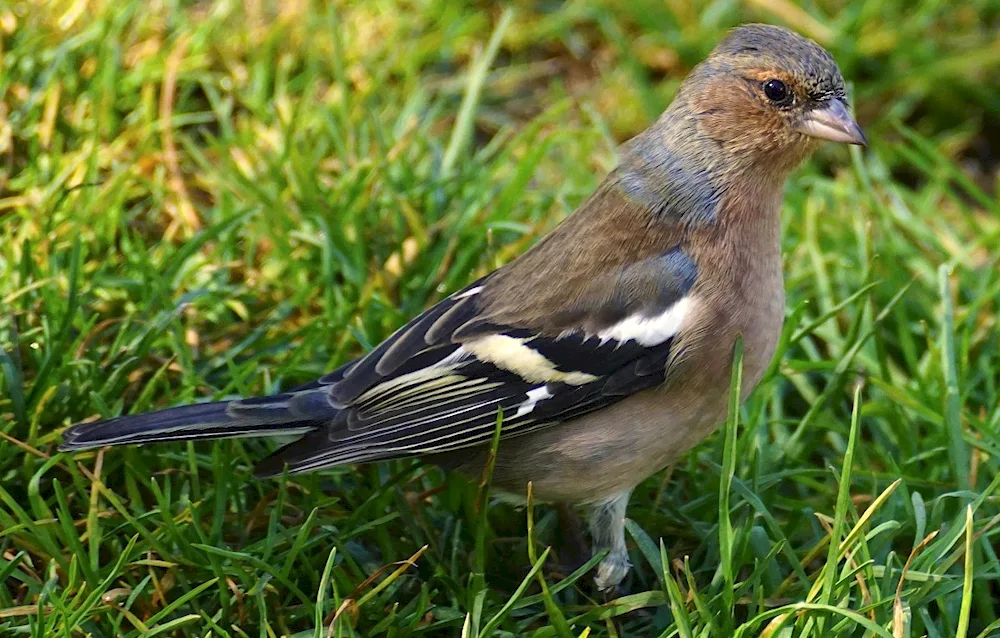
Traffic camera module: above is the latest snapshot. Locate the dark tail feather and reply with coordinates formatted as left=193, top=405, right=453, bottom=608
left=252, top=432, right=326, bottom=478
left=59, top=400, right=318, bottom=451
left=251, top=429, right=391, bottom=478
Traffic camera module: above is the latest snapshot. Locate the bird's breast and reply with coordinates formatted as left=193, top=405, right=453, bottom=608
left=676, top=235, right=784, bottom=398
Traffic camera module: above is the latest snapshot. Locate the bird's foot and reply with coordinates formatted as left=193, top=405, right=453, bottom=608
left=594, top=547, right=631, bottom=595
left=586, top=489, right=634, bottom=597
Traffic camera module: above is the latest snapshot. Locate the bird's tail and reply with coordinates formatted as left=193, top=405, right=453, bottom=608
left=59, top=396, right=325, bottom=451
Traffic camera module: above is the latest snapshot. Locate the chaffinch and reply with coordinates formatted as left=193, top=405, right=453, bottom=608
left=61, top=24, right=865, bottom=592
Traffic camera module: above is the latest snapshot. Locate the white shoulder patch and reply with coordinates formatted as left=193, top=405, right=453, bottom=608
left=597, top=296, right=693, bottom=347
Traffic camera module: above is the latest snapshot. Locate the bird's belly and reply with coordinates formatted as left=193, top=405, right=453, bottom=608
left=486, top=385, right=727, bottom=503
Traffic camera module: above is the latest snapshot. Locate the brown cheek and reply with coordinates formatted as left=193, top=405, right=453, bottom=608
left=691, top=81, right=770, bottom=143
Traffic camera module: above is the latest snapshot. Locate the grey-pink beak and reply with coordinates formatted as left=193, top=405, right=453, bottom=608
left=796, top=98, right=867, bottom=146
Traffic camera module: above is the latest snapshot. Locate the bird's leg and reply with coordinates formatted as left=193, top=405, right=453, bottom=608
left=553, top=503, right=590, bottom=574
left=587, top=489, right=633, bottom=593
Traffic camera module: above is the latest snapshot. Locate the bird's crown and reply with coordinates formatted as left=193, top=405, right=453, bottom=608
left=710, top=24, right=846, bottom=103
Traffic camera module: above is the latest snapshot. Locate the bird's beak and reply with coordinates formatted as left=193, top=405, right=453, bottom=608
left=796, top=99, right=867, bottom=146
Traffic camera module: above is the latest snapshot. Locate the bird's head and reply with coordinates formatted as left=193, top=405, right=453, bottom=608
left=674, top=24, right=865, bottom=175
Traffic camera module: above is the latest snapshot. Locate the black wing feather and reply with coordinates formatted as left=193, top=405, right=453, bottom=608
left=252, top=329, right=676, bottom=475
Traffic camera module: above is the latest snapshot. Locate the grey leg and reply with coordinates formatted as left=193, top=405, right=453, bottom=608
left=587, top=489, right=633, bottom=593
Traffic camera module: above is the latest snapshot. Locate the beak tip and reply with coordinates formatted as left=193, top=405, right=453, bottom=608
left=847, top=124, right=868, bottom=147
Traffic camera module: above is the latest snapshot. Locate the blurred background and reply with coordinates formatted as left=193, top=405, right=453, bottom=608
left=1, top=1, right=999, bottom=636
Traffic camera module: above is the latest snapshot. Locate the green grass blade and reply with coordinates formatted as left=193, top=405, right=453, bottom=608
left=718, top=335, right=744, bottom=635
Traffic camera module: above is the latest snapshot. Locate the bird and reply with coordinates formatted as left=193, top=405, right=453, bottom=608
left=60, top=24, right=866, bottom=593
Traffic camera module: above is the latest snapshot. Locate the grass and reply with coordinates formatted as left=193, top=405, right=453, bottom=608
left=2, top=0, right=1000, bottom=635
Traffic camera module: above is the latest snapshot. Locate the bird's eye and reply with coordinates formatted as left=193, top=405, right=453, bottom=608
left=762, top=79, right=790, bottom=104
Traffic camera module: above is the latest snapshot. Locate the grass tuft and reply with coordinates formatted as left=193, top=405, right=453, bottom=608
left=2, top=1, right=999, bottom=635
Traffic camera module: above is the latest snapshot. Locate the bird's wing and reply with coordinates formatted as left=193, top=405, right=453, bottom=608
left=246, top=183, right=700, bottom=476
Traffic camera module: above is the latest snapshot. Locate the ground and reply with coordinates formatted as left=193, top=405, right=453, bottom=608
left=1, top=1, right=999, bottom=636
